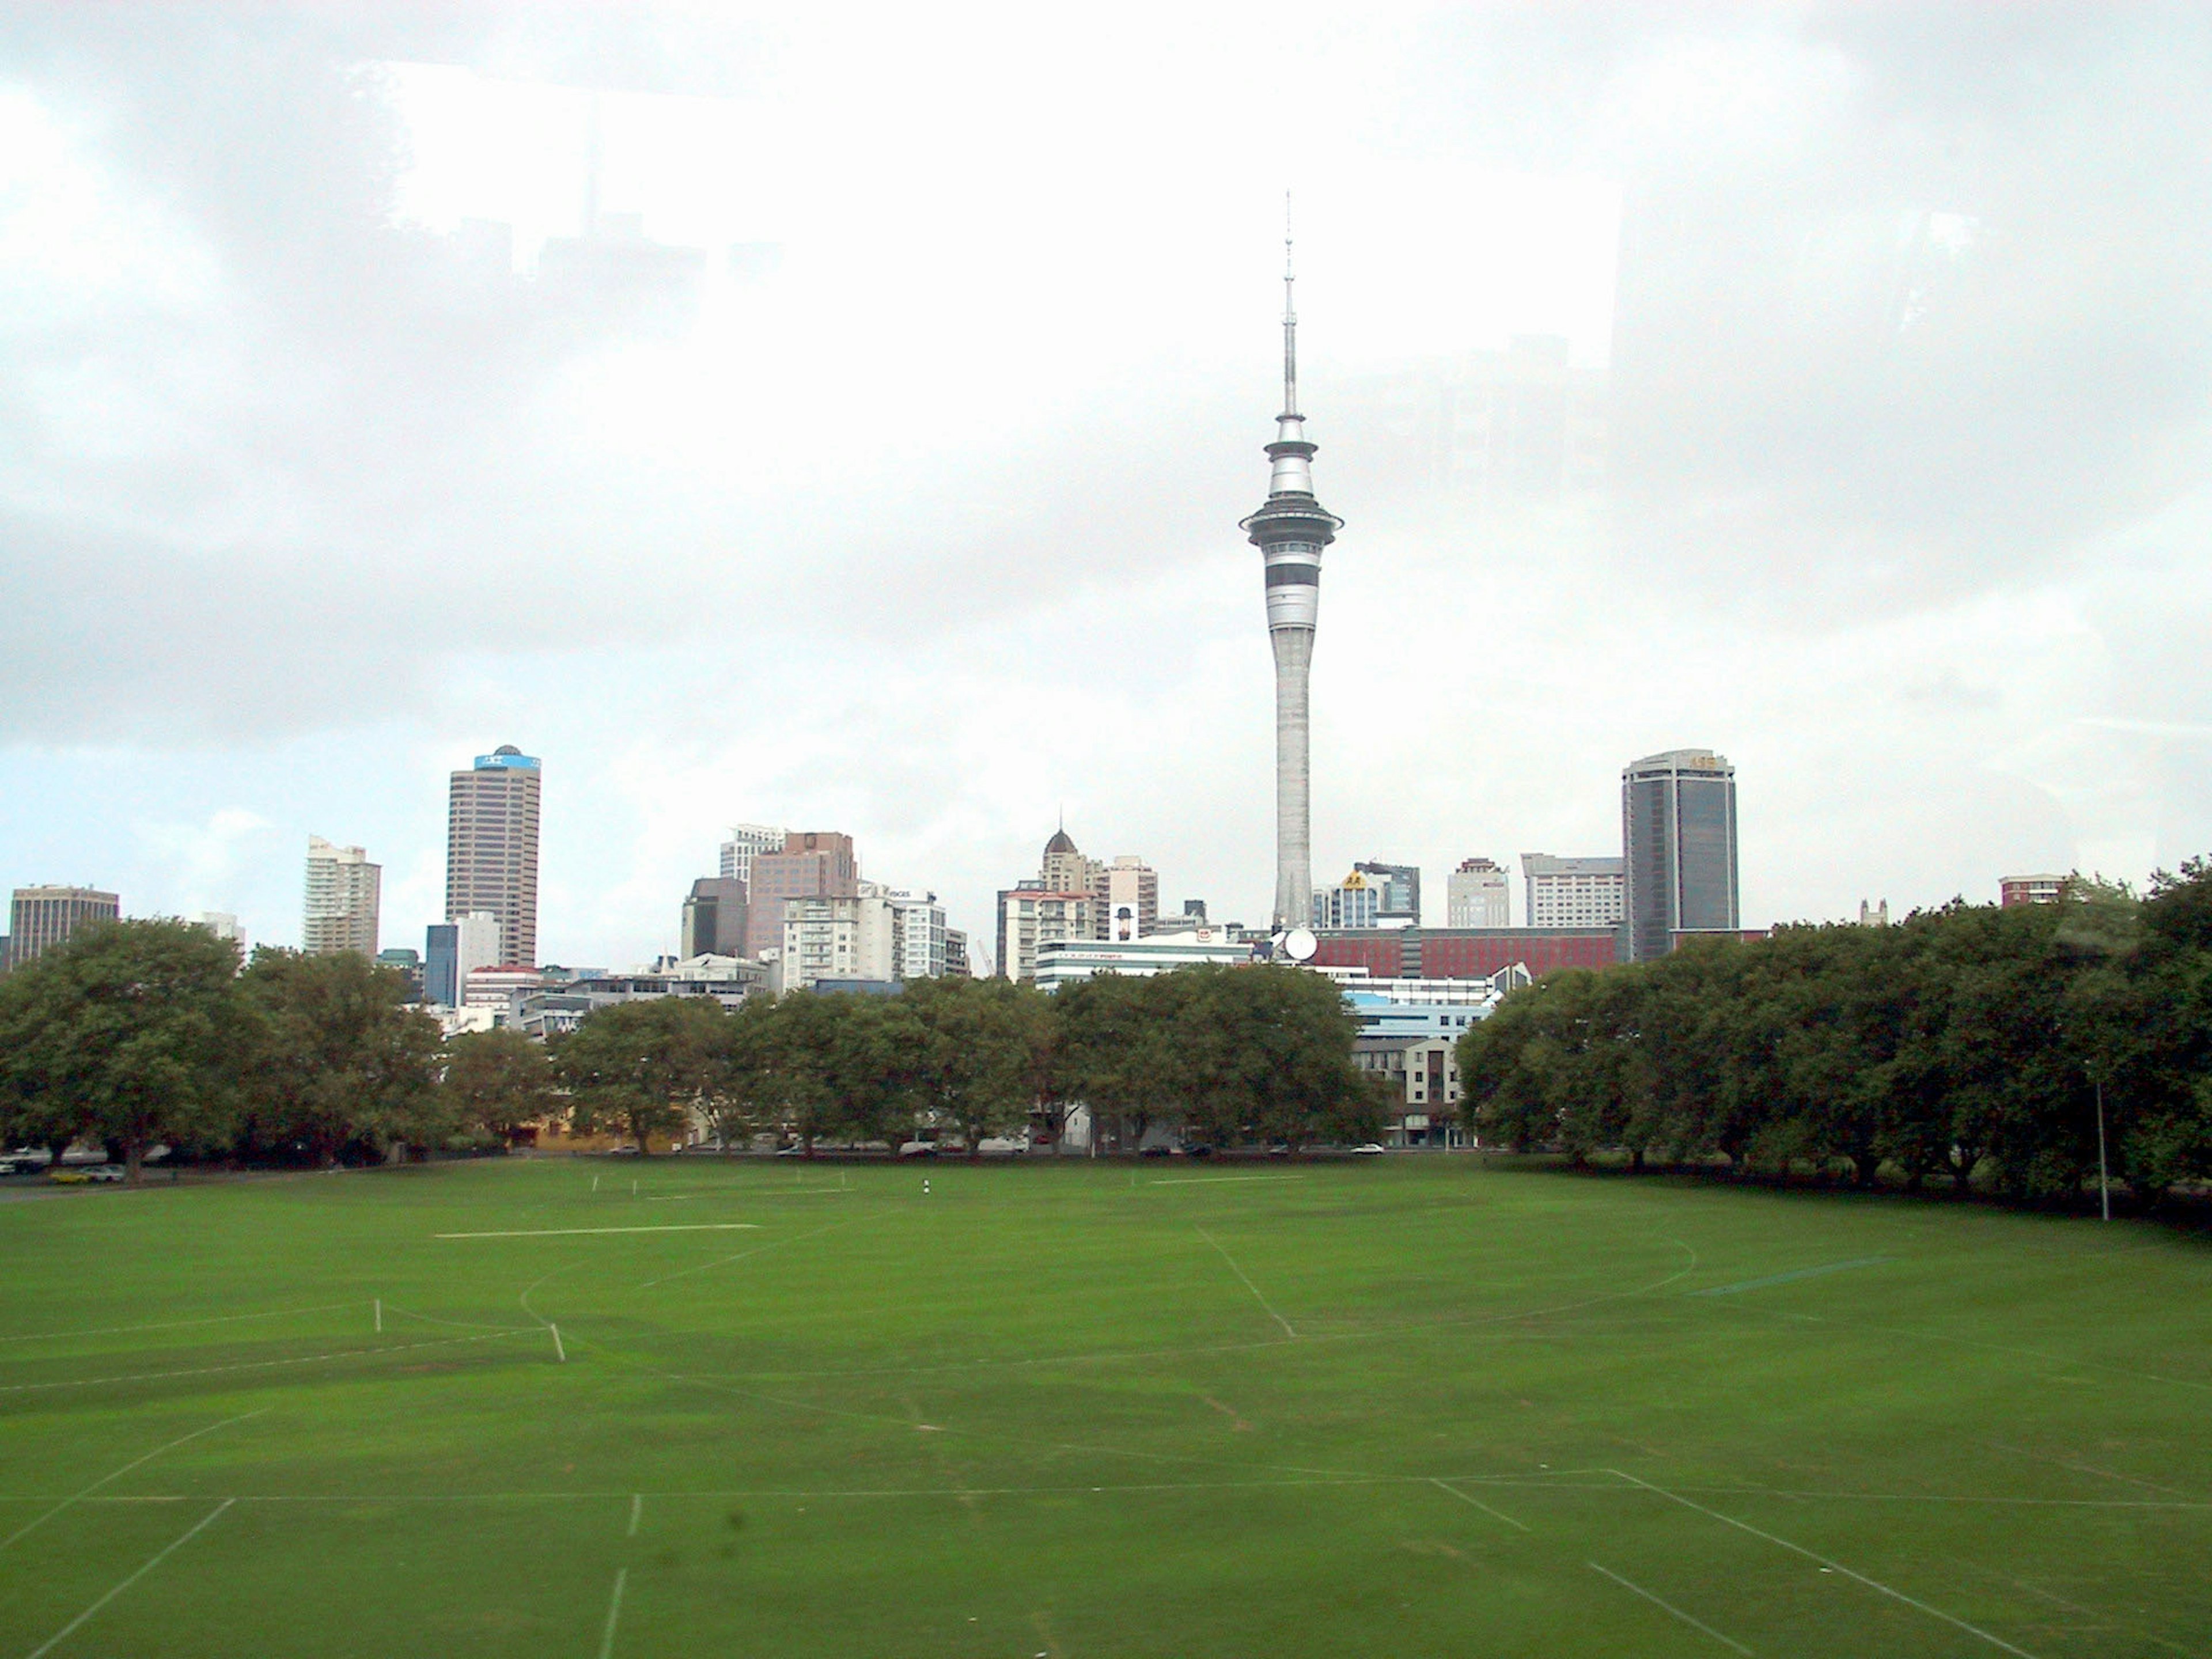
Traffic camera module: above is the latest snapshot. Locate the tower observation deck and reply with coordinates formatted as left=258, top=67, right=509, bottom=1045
left=1240, top=212, right=1343, bottom=931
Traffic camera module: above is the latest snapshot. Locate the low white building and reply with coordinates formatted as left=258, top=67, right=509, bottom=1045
left=1032, top=927, right=1253, bottom=991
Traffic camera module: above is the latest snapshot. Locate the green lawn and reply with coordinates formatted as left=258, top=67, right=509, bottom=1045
left=1, top=1156, right=2207, bottom=1658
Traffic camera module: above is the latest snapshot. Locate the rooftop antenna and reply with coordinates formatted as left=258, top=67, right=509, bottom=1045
left=1281, top=191, right=1299, bottom=419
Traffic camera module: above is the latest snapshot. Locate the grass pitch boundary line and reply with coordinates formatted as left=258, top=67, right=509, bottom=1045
left=1429, top=1476, right=1530, bottom=1532
left=1191, top=1225, right=1296, bottom=1339
left=1146, top=1176, right=1304, bottom=1187
left=0, top=1302, right=364, bottom=1346
left=0, top=1410, right=264, bottom=1554
left=22, top=1498, right=233, bottom=1659
left=1586, top=1561, right=1755, bottom=1655
left=596, top=1567, right=628, bottom=1659
left=436, top=1224, right=763, bottom=1239
left=1607, top=1469, right=2047, bottom=1658
left=0, top=1328, right=532, bottom=1393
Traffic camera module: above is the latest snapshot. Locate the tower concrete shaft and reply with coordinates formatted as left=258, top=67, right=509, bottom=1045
left=1239, top=218, right=1342, bottom=930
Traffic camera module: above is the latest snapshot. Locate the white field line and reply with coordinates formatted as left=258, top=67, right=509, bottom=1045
left=627, top=1494, right=642, bottom=1536
left=1146, top=1176, right=1304, bottom=1187
left=1984, top=1440, right=2199, bottom=1499
left=1607, top=1469, right=2046, bottom=1659
left=0, top=1302, right=363, bottom=1346
left=378, top=1303, right=533, bottom=1335
left=23, top=1498, right=233, bottom=1659
left=637, top=1217, right=859, bottom=1290
left=0, top=1328, right=531, bottom=1393
left=1430, top=1476, right=1529, bottom=1532
left=0, top=1410, right=264, bottom=1554
left=1586, top=1561, right=1755, bottom=1656
left=436, top=1224, right=762, bottom=1239
left=1192, top=1225, right=1296, bottom=1340
left=595, top=1567, right=628, bottom=1659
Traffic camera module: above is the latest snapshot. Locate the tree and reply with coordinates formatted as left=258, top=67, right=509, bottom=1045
left=0, top=919, right=245, bottom=1182
left=238, top=949, right=445, bottom=1164
left=900, top=976, right=1054, bottom=1158
left=554, top=997, right=728, bottom=1153
left=1056, top=972, right=1178, bottom=1152
left=440, top=1028, right=554, bottom=1146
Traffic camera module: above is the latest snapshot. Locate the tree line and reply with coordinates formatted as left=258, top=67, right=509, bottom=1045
left=1457, top=861, right=2212, bottom=1206
left=0, top=922, right=1381, bottom=1180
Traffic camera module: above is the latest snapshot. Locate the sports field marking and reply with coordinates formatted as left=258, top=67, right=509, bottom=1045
left=0, top=1327, right=531, bottom=1393
left=627, top=1493, right=642, bottom=1536
left=1692, top=1257, right=1888, bottom=1296
left=1607, top=1469, right=2046, bottom=1658
left=1192, top=1224, right=1296, bottom=1339
left=1984, top=1440, right=2199, bottom=1499
left=1147, top=1175, right=1303, bottom=1187
left=637, top=1217, right=861, bottom=1290
left=380, top=1302, right=531, bottom=1335
left=22, top=1498, right=233, bottom=1659
left=596, top=1567, right=628, bottom=1659
left=1429, top=1476, right=1529, bottom=1532
left=0, top=1409, right=263, bottom=1554
left=1586, top=1561, right=1755, bottom=1655
left=437, top=1223, right=763, bottom=1238
left=0, top=1301, right=363, bottom=1346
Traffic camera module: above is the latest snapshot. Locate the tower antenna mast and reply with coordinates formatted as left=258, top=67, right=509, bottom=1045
left=1282, top=192, right=1298, bottom=419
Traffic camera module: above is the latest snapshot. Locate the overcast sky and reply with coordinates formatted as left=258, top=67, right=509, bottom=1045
left=3, top=2, right=2210, bottom=968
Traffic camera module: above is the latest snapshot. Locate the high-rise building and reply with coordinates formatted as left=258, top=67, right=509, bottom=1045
left=2000, top=874, right=2069, bottom=908
left=1099, top=855, right=1160, bottom=942
left=303, top=835, right=381, bottom=957
left=1314, top=870, right=1380, bottom=930
left=425, top=911, right=501, bottom=1008
left=1622, top=749, right=1739, bottom=962
left=376, top=947, right=425, bottom=1000
left=1354, top=861, right=1420, bottom=925
left=681, top=877, right=749, bottom=959
left=5, top=885, right=119, bottom=971
left=1040, top=828, right=1102, bottom=909
left=446, top=745, right=542, bottom=969
left=1446, top=858, right=1510, bottom=929
left=886, top=890, right=949, bottom=980
left=743, top=832, right=859, bottom=959
left=1240, top=223, right=1343, bottom=930
left=719, top=824, right=787, bottom=886
left=1521, top=854, right=1626, bottom=930
left=944, top=928, right=972, bottom=979
left=995, top=887, right=1096, bottom=983
left=781, top=892, right=895, bottom=991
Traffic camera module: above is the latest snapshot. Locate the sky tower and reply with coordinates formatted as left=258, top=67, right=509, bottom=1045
left=1241, top=209, right=1343, bottom=931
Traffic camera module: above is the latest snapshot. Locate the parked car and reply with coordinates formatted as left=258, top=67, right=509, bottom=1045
left=83, top=1164, right=126, bottom=1183
left=1137, top=1145, right=1173, bottom=1159
left=1349, top=1143, right=1387, bottom=1157
left=897, top=1141, right=940, bottom=1159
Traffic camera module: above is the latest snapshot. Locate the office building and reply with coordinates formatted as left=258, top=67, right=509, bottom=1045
left=376, top=948, right=425, bottom=1000
left=1099, top=855, right=1160, bottom=942
left=446, top=745, right=542, bottom=969
left=944, top=928, right=972, bottom=979
left=5, top=885, right=119, bottom=971
left=1240, top=228, right=1343, bottom=929
left=304, top=835, right=380, bottom=957
left=1040, top=828, right=1103, bottom=910
left=1354, top=861, right=1421, bottom=924
left=1315, top=870, right=1380, bottom=930
left=1622, top=749, right=1740, bottom=962
left=744, top=831, right=858, bottom=960
left=1311, top=926, right=1619, bottom=982
left=719, top=824, right=786, bottom=886
left=2001, top=874, right=2069, bottom=908
left=1521, top=854, right=1626, bottom=929
left=1446, top=858, right=1510, bottom=929
left=1033, top=927, right=1252, bottom=991
left=681, top=877, right=749, bottom=959
left=425, top=911, right=501, bottom=1008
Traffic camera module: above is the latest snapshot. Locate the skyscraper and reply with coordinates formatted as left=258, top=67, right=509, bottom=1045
left=1240, top=217, right=1342, bottom=931
left=1622, top=749, right=1739, bottom=961
left=681, top=877, right=749, bottom=958
left=1521, top=854, right=1626, bottom=929
left=1446, top=858, right=1510, bottom=928
left=6, top=885, right=119, bottom=971
left=303, top=836, right=380, bottom=957
left=719, top=824, right=786, bottom=886
left=1354, top=861, right=1421, bottom=925
left=446, top=745, right=542, bottom=969
left=1098, top=855, right=1160, bottom=942
left=743, top=832, right=858, bottom=959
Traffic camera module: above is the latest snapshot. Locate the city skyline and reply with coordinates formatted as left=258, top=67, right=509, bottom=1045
left=3, top=9, right=2205, bottom=966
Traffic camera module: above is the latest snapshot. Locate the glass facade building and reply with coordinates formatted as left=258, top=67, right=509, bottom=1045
left=1622, top=749, right=1738, bottom=963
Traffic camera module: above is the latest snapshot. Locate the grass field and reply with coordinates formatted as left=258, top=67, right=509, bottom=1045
left=1, top=1156, right=2208, bottom=1658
